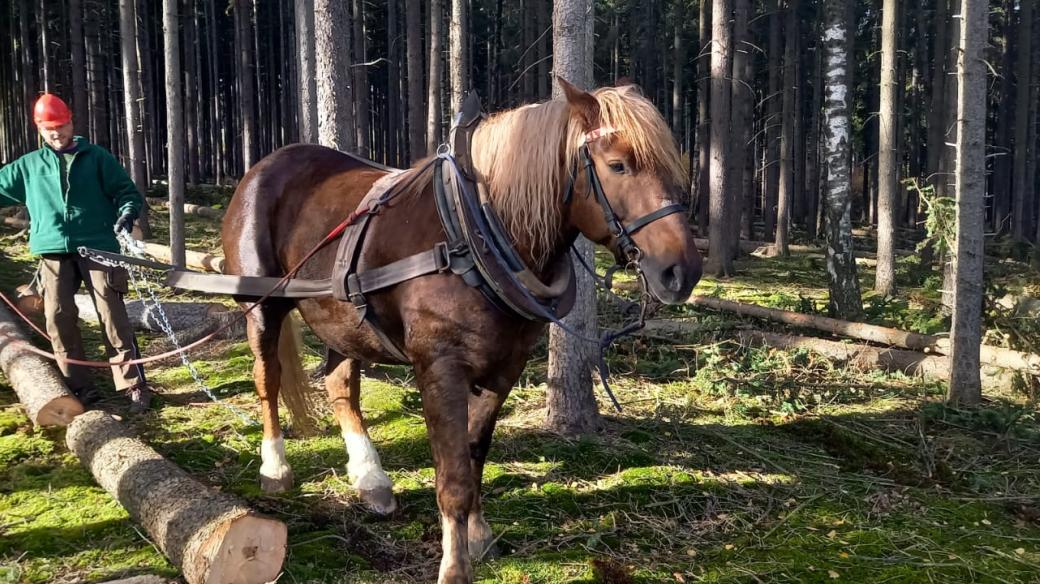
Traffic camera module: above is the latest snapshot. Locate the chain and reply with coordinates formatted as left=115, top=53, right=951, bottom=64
left=91, top=232, right=259, bottom=427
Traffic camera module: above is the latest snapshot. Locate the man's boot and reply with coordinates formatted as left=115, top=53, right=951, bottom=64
left=127, top=383, right=153, bottom=414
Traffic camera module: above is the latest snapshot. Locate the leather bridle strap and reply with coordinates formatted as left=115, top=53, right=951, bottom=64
left=625, top=203, right=687, bottom=235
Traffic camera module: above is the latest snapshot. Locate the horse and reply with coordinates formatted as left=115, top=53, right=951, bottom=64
left=221, top=78, right=703, bottom=583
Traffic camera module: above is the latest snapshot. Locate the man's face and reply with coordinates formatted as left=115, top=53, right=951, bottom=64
left=38, top=122, right=74, bottom=150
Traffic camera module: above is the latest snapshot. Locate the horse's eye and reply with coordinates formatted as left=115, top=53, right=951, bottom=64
left=608, top=161, right=626, bottom=174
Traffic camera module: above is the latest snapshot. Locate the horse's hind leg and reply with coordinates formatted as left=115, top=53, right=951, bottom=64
left=325, top=352, right=396, bottom=514
left=246, top=301, right=295, bottom=493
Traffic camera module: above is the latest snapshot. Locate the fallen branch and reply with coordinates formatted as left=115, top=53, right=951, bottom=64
left=67, top=410, right=287, bottom=584
left=689, top=296, right=1040, bottom=374
left=0, top=305, right=84, bottom=426
left=146, top=197, right=225, bottom=219
left=142, top=242, right=225, bottom=274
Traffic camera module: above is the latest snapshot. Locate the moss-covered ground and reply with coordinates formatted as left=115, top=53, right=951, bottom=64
left=1, top=197, right=1039, bottom=583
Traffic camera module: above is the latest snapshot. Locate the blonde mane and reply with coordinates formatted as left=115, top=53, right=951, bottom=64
left=469, top=85, right=684, bottom=266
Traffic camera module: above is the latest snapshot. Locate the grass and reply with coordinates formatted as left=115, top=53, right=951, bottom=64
left=2, top=216, right=1040, bottom=583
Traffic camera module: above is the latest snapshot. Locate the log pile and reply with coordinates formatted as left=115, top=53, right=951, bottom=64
left=146, top=197, right=226, bottom=220
left=0, top=304, right=84, bottom=426
left=67, top=410, right=287, bottom=584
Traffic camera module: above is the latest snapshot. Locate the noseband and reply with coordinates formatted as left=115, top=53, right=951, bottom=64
left=564, top=127, right=688, bottom=263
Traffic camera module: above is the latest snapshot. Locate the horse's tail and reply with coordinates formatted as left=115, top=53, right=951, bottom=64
left=277, top=312, right=321, bottom=436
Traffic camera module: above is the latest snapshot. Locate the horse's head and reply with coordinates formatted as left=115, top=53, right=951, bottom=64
left=559, top=78, right=703, bottom=304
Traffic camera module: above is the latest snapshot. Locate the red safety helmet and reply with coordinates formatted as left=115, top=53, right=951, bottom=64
left=33, top=94, right=72, bottom=129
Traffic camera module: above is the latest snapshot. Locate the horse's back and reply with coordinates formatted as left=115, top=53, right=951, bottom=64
left=222, top=144, right=383, bottom=277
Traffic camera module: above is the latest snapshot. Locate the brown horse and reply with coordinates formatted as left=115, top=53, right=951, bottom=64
left=221, top=79, right=702, bottom=583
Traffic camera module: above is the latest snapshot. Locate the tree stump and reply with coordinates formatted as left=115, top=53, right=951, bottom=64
left=0, top=305, right=84, bottom=426
left=67, top=410, right=286, bottom=584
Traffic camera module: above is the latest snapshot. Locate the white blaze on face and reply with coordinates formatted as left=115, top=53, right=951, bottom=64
left=343, top=432, right=393, bottom=491
left=260, top=435, right=291, bottom=480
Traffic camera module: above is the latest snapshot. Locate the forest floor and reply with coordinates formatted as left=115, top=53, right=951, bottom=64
left=2, top=187, right=1040, bottom=583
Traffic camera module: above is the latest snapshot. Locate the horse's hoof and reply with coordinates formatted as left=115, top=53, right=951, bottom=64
left=260, top=472, right=293, bottom=493
left=358, top=486, right=397, bottom=515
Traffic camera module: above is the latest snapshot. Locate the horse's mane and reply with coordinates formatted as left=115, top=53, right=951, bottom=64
left=469, top=85, right=684, bottom=266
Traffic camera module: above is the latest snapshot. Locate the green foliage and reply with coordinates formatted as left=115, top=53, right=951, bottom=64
left=912, top=179, right=955, bottom=258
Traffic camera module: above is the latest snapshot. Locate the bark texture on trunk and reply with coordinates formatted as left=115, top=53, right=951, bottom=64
left=695, top=0, right=711, bottom=236
left=546, top=0, right=600, bottom=436
left=235, top=0, right=258, bottom=170
left=118, top=0, right=147, bottom=198
left=449, top=0, right=469, bottom=114
left=947, top=0, right=987, bottom=406
left=315, top=0, right=355, bottom=151
left=352, top=0, right=370, bottom=156
left=427, top=0, right=443, bottom=152
left=706, top=0, right=734, bottom=276
left=764, top=0, right=781, bottom=240
left=295, top=0, right=318, bottom=143
left=67, top=410, right=287, bottom=584
left=165, top=0, right=186, bottom=269
left=876, top=0, right=899, bottom=295
left=821, top=0, right=863, bottom=319
left=70, top=0, right=90, bottom=128
left=405, top=0, right=424, bottom=161
left=1011, top=0, right=1034, bottom=240
left=0, top=306, right=85, bottom=427
left=775, top=0, right=799, bottom=256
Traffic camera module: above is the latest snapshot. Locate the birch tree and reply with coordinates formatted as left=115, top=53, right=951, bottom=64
left=821, top=0, right=862, bottom=319
left=947, top=0, right=987, bottom=406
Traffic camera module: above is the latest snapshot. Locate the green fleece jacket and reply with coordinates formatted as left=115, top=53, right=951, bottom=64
left=0, top=137, right=142, bottom=255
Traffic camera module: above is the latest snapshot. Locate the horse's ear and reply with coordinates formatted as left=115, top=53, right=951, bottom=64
left=556, top=76, right=600, bottom=130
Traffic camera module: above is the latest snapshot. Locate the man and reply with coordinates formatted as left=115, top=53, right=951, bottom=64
left=0, top=93, right=152, bottom=412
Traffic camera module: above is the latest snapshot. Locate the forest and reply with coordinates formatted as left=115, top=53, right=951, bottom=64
left=1, top=0, right=1040, bottom=582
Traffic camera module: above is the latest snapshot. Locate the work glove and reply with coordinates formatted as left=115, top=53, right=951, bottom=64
left=114, top=212, right=136, bottom=234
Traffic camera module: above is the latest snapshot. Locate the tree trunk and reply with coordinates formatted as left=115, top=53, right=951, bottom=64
left=0, top=305, right=85, bottom=427
left=927, top=0, right=949, bottom=192
left=672, top=10, right=684, bottom=139
left=405, top=0, right=424, bottom=161
left=235, top=0, right=258, bottom=171
left=315, top=0, right=355, bottom=151
left=730, top=0, right=751, bottom=249
left=806, top=30, right=824, bottom=239
left=386, top=0, right=400, bottom=165
left=821, top=0, right=863, bottom=319
left=876, top=0, right=899, bottom=295
left=775, top=0, right=798, bottom=256
left=546, top=0, right=600, bottom=436
left=69, top=0, right=89, bottom=128
left=537, top=0, right=550, bottom=98
left=352, top=0, right=370, bottom=157
left=764, top=0, right=781, bottom=240
left=706, top=0, right=734, bottom=276
left=947, top=0, right=987, bottom=406
left=295, top=0, right=317, bottom=143
left=449, top=0, right=469, bottom=114
left=1011, top=0, right=1034, bottom=241
left=427, top=0, right=443, bottom=152
left=165, top=0, right=186, bottom=268
left=67, top=410, right=287, bottom=584
left=119, top=0, right=148, bottom=227
left=185, top=2, right=200, bottom=186
left=85, top=0, right=110, bottom=149
left=992, top=0, right=1015, bottom=234
left=695, top=0, right=711, bottom=235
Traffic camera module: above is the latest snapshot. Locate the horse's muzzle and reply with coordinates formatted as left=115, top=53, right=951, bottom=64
left=643, top=256, right=702, bottom=304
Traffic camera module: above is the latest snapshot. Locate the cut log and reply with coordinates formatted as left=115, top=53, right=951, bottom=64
left=689, top=295, right=1040, bottom=374
left=67, top=410, right=287, bottom=584
left=0, top=305, right=85, bottom=426
left=3, top=216, right=28, bottom=230
left=71, top=294, right=230, bottom=333
left=143, top=242, right=225, bottom=273
left=146, top=197, right=226, bottom=219
left=735, top=330, right=952, bottom=381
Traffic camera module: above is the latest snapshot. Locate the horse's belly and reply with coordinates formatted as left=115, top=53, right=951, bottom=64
left=295, top=297, right=401, bottom=363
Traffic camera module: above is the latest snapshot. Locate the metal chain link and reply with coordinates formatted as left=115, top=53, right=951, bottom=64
left=84, top=232, right=259, bottom=427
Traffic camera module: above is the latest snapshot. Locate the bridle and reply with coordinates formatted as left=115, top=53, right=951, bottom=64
left=564, top=127, right=688, bottom=265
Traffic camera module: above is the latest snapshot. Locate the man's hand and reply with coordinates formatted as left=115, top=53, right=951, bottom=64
left=114, top=212, right=135, bottom=234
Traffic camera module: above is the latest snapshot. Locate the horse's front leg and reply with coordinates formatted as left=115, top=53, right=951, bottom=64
left=466, top=387, right=509, bottom=560
left=417, top=359, right=476, bottom=584
left=324, top=352, right=396, bottom=514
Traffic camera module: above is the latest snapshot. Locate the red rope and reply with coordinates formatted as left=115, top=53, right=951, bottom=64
left=0, top=213, right=362, bottom=368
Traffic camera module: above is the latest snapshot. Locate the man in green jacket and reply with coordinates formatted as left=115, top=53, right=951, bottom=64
left=0, top=93, right=152, bottom=412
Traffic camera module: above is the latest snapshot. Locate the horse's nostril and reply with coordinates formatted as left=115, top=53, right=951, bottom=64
left=662, top=264, right=684, bottom=293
